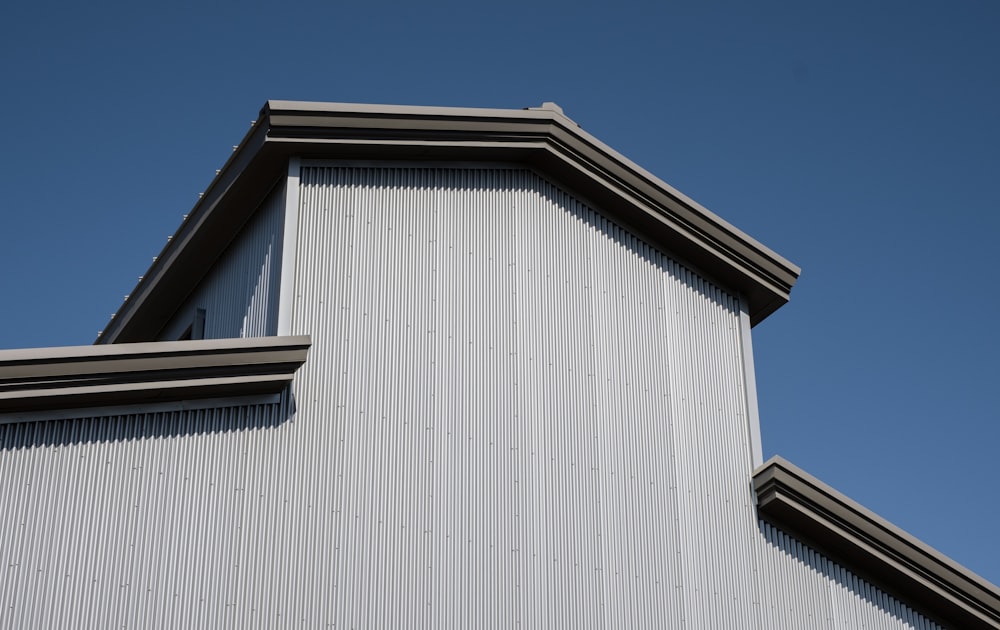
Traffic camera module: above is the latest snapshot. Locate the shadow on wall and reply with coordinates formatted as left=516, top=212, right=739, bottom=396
left=758, top=519, right=940, bottom=628
left=529, top=169, right=739, bottom=318
left=0, top=388, right=297, bottom=451
left=162, top=212, right=282, bottom=341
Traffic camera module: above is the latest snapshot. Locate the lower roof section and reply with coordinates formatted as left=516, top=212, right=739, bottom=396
left=754, top=456, right=1000, bottom=629
left=0, top=336, right=310, bottom=422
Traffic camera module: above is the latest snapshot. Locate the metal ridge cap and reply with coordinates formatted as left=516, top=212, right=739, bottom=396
left=263, top=99, right=576, bottom=124
left=753, top=455, right=1000, bottom=625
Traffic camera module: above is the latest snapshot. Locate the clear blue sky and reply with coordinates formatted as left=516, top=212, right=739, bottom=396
left=2, top=0, right=998, bottom=586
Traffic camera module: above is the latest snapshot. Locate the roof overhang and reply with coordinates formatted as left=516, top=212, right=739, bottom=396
left=0, top=336, right=310, bottom=422
left=753, top=456, right=1000, bottom=629
left=97, top=100, right=800, bottom=344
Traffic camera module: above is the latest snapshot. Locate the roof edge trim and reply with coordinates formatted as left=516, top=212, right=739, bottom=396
left=98, top=100, right=801, bottom=343
left=753, top=456, right=1000, bottom=629
left=0, top=336, right=310, bottom=421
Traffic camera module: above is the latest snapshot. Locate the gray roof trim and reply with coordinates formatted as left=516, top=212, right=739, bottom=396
left=0, top=336, right=310, bottom=420
left=98, top=101, right=799, bottom=343
left=753, top=456, right=1000, bottom=629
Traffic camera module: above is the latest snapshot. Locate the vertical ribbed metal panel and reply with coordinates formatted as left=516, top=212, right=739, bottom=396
left=159, top=182, right=286, bottom=341
left=755, top=521, right=943, bottom=629
left=0, top=398, right=290, bottom=629
left=0, top=165, right=946, bottom=628
left=231, top=163, right=939, bottom=628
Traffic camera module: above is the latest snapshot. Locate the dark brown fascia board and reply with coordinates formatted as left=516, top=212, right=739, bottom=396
left=0, top=336, right=310, bottom=419
left=98, top=101, right=800, bottom=344
left=753, top=456, right=1000, bottom=629
left=96, top=116, right=274, bottom=345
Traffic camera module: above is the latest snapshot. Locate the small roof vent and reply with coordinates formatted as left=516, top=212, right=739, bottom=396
left=527, top=101, right=564, bottom=116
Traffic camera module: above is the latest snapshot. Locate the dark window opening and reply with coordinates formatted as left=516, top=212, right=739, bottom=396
left=178, top=308, right=206, bottom=341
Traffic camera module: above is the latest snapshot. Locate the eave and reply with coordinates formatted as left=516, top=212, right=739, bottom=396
left=97, top=100, right=800, bottom=344
left=753, top=456, right=1000, bottom=629
left=0, top=336, right=310, bottom=422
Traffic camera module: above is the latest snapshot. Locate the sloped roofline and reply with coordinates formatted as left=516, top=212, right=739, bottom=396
left=754, top=456, right=1000, bottom=629
left=97, top=100, right=800, bottom=344
left=0, top=336, right=310, bottom=421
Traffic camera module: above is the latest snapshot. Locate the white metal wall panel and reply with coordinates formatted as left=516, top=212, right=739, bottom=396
left=227, top=163, right=940, bottom=628
left=0, top=166, right=946, bottom=628
left=756, top=521, right=943, bottom=629
left=0, top=398, right=291, bottom=629
left=159, top=182, right=286, bottom=341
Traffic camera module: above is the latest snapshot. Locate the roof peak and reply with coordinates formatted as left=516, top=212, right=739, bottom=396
left=527, top=101, right=565, bottom=116
left=98, top=100, right=799, bottom=344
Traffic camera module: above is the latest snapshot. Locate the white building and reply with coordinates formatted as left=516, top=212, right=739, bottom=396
left=1, top=101, right=997, bottom=628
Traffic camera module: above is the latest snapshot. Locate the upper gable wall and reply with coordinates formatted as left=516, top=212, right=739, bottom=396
left=98, top=101, right=799, bottom=344
left=0, top=162, right=946, bottom=629
left=159, top=182, right=286, bottom=341
left=280, top=162, right=760, bottom=625
left=258, top=162, right=941, bottom=627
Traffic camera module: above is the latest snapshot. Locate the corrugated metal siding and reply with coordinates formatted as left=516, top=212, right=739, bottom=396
left=0, top=397, right=291, bottom=629
left=159, top=182, right=286, bottom=341
left=252, top=164, right=939, bottom=628
left=756, top=521, right=943, bottom=629
left=0, top=165, right=945, bottom=628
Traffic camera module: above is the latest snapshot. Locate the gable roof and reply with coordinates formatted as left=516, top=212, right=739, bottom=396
left=754, top=456, right=1000, bottom=629
left=97, top=101, right=800, bottom=344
